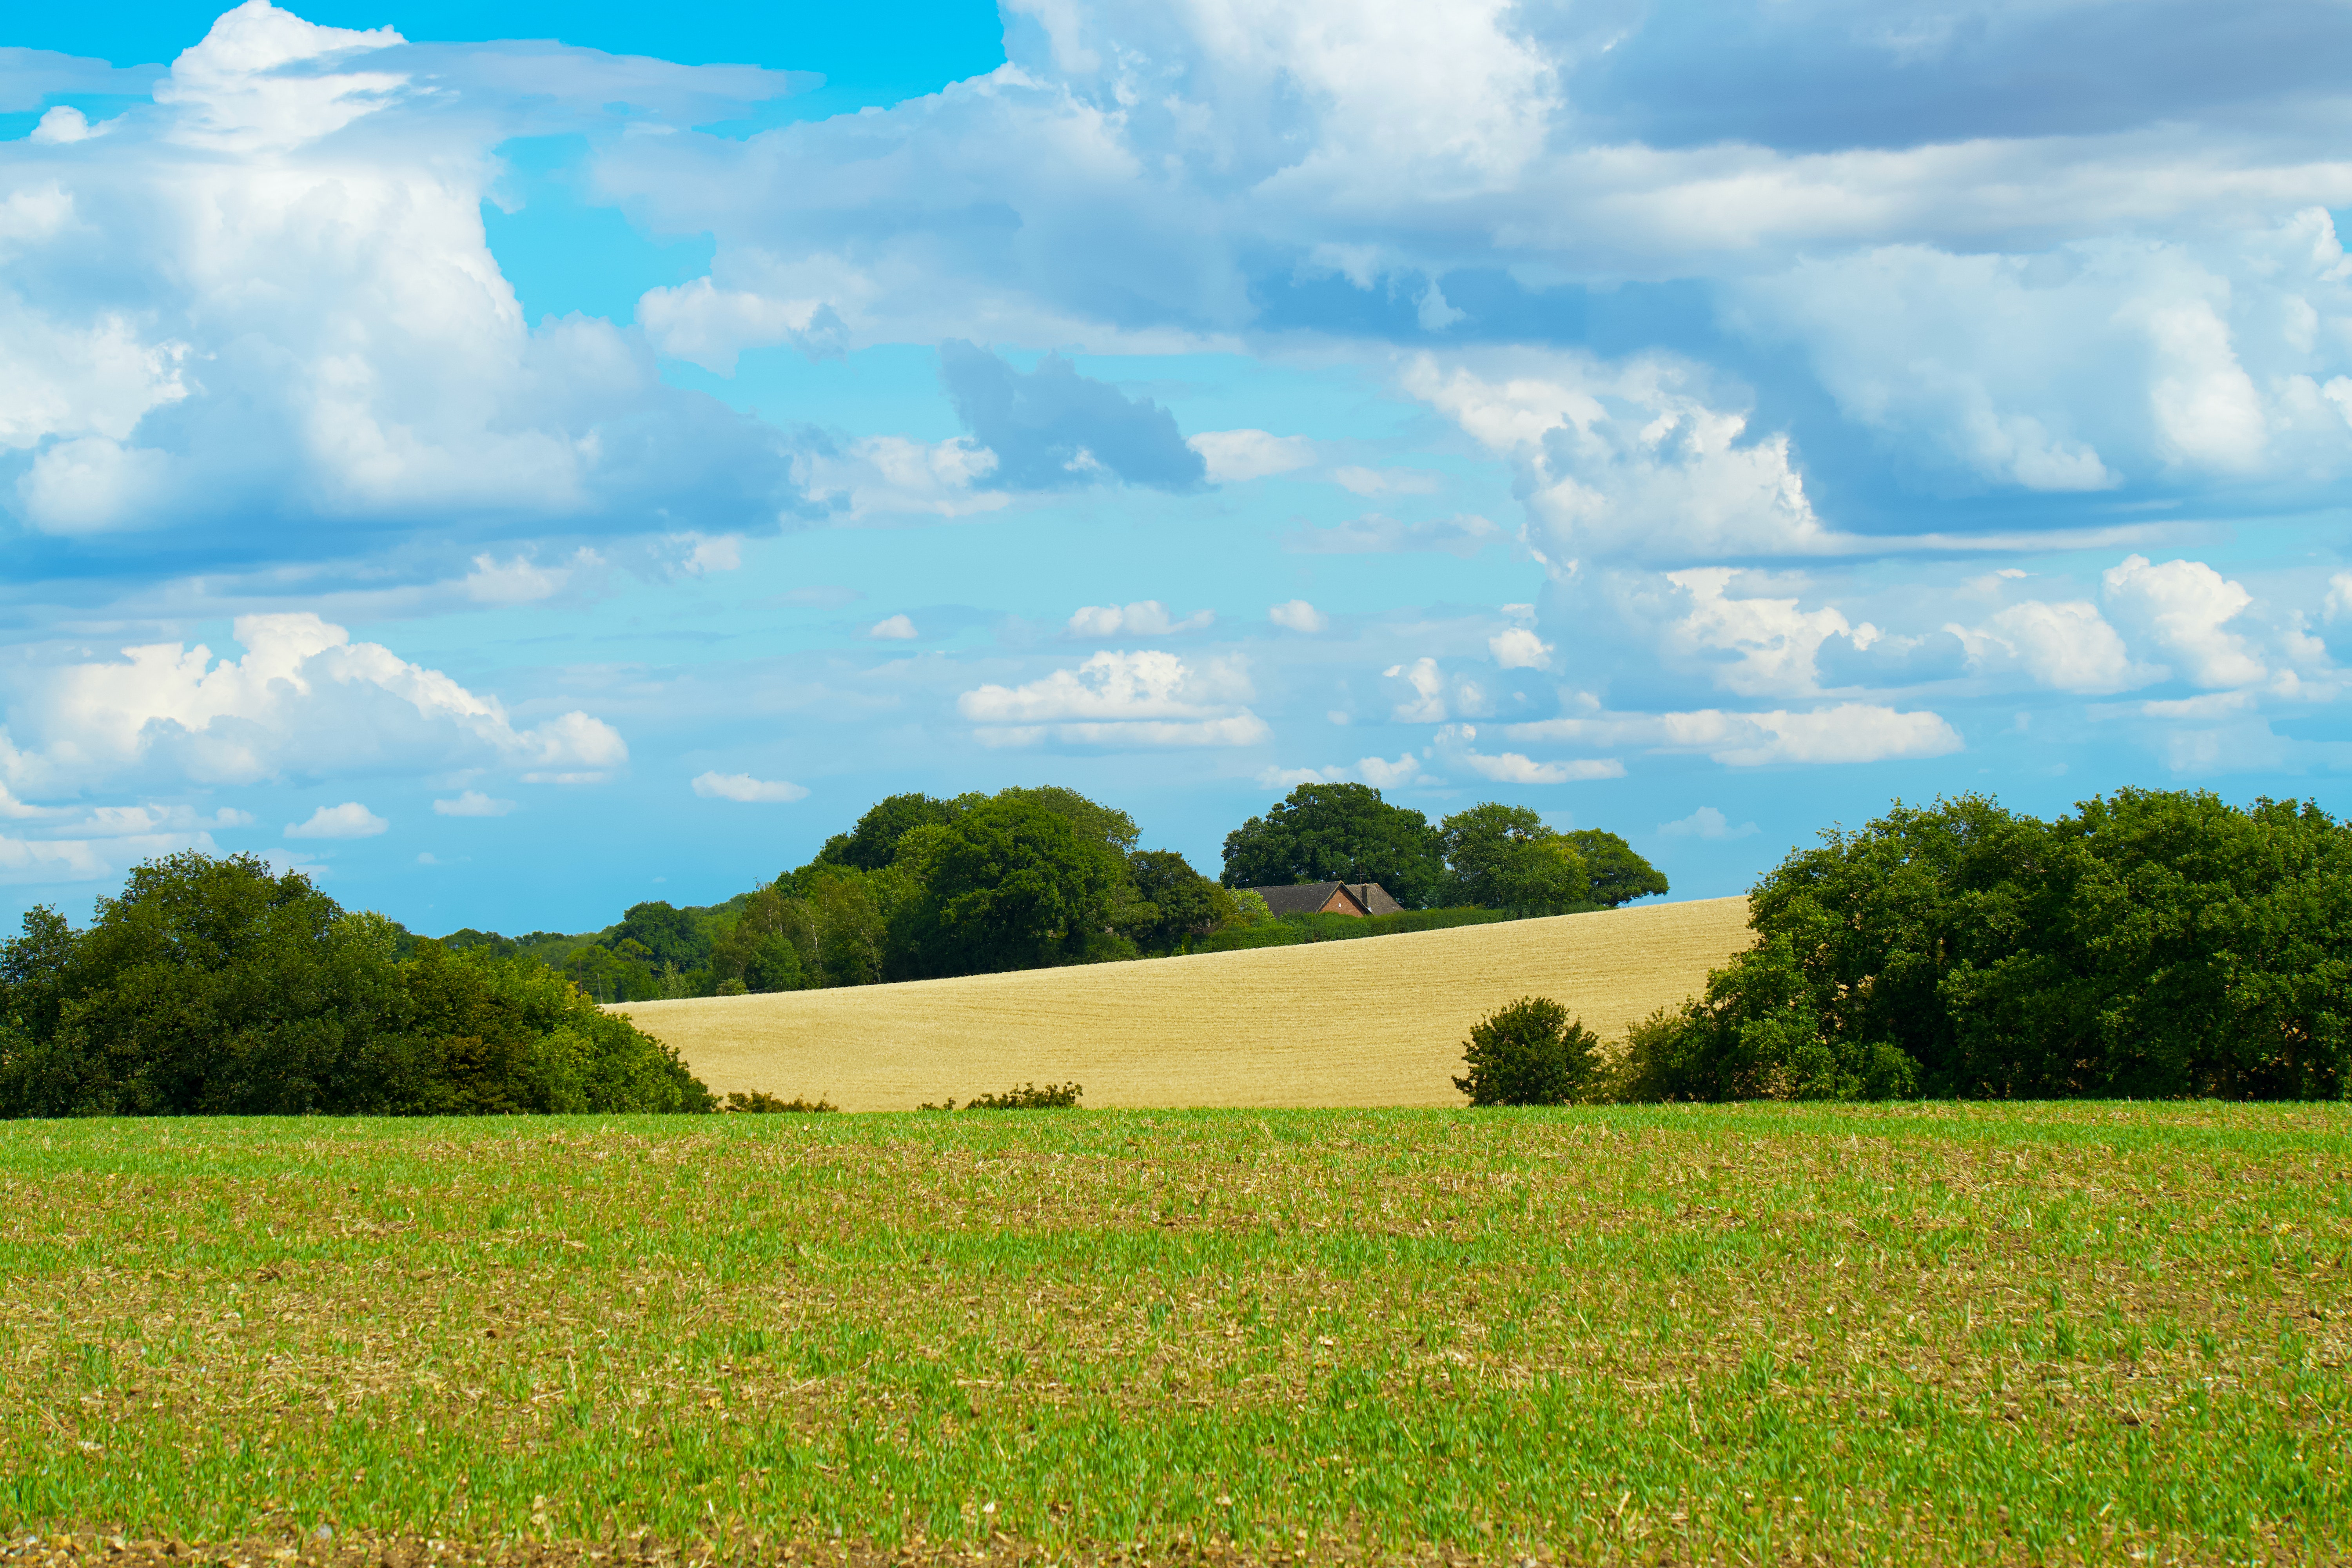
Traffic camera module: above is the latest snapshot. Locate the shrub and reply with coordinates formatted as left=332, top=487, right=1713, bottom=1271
left=1620, top=787, right=2352, bottom=1102
left=1454, top=996, right=1599, bottom=1107
left=922, top=1081, right=1083, bottom=1111
left=723, top=1090, right=836, bottom=1113
left=0, top=852, right=714, bottom=1118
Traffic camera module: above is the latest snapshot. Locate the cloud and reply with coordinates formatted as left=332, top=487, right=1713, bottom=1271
left=1664, top=568, right=1868, bottom=697
left=1950, top=599, right=2147, bottom=694
left=1505, top=703, right=1964, bottom=766
left=2101, top=554, right=2267, bottom=688
left=1406, top=353, right=1846, bottom=566
left=433, top=791, right=515, bottom=818
left=1257, top=751, right=1432, bottom=791
left=1383, top=657, right=1490, bottom=723
left=691, top=771, right=811, bottom=803
left=1333, top=466, right=1443, bottom=497
left=869, top=614, right=919, bottom=640
left=1269, top=600, right=1328, bottom=633
left=797, top=435, right=1007, bottom=521
left=1067, top=601, right=1215, bottom=637
left=1658, top=806, right=1759, bottom=840
left=937, top=341, right=1207, bottom=491
left=51, top=803, right=252, bottom=837
left=679, top=535, right=743, bottom=575
left=1285, top=513, right=1508, bottom=558
left=1488, top=628, right=1553, bottom=671
left=0, top=829, right=221, bottom=887
left=465, top=552, right=590, bottom=606
left=0, top=3, right=813, bottom=561
left=1189, top=429, right=1314, bottom=482
left=958, top=650, right=1269, bottom=748
left=0, top=612, right=627, bottom=798
left=285, top=802, right=388, bottom=839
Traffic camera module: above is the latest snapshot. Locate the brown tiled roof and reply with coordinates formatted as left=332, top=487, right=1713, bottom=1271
left=1347, top=882, right=1405, bottom=915
left=1248, top=881, right=1359, bottom=916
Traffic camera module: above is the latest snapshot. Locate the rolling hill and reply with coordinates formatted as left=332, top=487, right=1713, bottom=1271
left=613, top=895, right=1753, bottom=1111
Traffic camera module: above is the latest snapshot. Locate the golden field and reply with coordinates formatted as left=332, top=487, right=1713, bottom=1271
left=615, top=895, right=1752, bottom=1110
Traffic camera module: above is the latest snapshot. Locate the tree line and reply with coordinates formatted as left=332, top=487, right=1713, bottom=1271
left=1605, top=788, right=2348, bottom=1103
left=525, top=782, right=1669, bottom=1002
left=0, top=853, right=711, bottom=1118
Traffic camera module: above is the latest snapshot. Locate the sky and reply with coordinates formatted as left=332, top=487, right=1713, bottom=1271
left=5, top=0, right=2352, bottom=935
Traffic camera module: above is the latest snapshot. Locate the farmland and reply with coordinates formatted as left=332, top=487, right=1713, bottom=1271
left=3, top=1102, right=2348, bottom=1566
left=615, top=897, right=1755, bottom=1111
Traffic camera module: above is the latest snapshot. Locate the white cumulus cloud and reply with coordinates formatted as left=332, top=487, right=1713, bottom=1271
left=1488, top=627, right=1554, bottom=671
left=869, top=614, right=919, bottom=640
left=1269, top=600, right=1328, bottom=633
left=1506, top=703, right=1962, bottom=766
left=958, top=650, right=1269, bottom=748
left=0, top=612, right=627, bottom=798
left=285, top=802, right=387, bottom=839
left=1067, top=601, right=1214, bottom=637
left=1188, top=429, right=1315, bottom=482
left=2101, top=554, right=2267, bottom=688
left=432, top=791, right=515, bottom=818
left=691, top=771, right=810, bottom=803
left=1658, top=806, right=1759, bottom=839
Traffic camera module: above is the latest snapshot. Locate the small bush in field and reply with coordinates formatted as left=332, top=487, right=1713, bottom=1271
left=723, top=1090, right=836, bottom=1113
left=922, top=1081, right=1082, bottom=1111
left=1454, top=995, right=1598, bottom=1106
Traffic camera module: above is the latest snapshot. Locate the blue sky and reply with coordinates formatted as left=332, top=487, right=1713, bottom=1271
left=5, top=0, right=2352, bottom=934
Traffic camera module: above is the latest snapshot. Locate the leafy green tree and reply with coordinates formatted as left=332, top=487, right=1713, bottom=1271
left=1220, top=783, right=1445, bottom=907
left=1563, top=829, right=1670, bottom=907
left=1438, top=803, right=1591, bottom=914
left=612, top=901, right=710, bottom=970
left=1454, top=996, right=1601, bottom=1106
left=388, top=941, right=712, bottom=1114
left=891, top=795, right=1127, bottom=976
left=0, top=852, right=403, bottom=1116
left=708, top=887, right=807, bottom=993
left=998, top=786, right=1141, bottom=857
left=1125, top=849, right=1235, bottom=953
left=0, top=851, right=712, bottom=1117
left=818, top=792, right=964, bottom=871
left=1628, top=789, right=2352, bottom=1103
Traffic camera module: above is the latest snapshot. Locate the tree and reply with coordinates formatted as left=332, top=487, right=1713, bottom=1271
left=709, top=887, right=807, bottom=993
left=1439, top=803, right=1591, bottom=914
left=1625, top=789, right=2352, bottom=1103
left=1125, top=849, right=1235, bottom=953
left=818, top=793, right=964, bottom=872
left=1454, top=996, right=1601, bottom=1106
left=0, top=852, right=403, bottom=1116
left=0, top=851, right=712, bottom=1118
left=612, top=901, right=710, bottom=971
left=998, top=786, right=1140, bottom=857
left=1563, top=830, right=1670, bottom=907
left=891, top=795, right=1127, bottom=976
left=1220, top=783, right=1445, bottom=908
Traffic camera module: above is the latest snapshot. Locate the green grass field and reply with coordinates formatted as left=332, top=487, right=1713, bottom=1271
left=3, top=1104, right=2347, bottom=1566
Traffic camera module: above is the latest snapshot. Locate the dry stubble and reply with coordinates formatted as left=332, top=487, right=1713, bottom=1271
left=612, top=898, right=1753, bottom=1111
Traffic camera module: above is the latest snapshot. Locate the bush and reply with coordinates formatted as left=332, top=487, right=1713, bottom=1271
left=1186, top=905, right=1517, bottom=954
left=0, top=851, right=714, bottom=1118
left=1454, top=996, right=1599, bottom=1107
left=723, top=1090, right=837, bottom=1113
left=1620, top=788, right=2352, bottom=1103
left=922, top=1081, right=1083, bottom=1111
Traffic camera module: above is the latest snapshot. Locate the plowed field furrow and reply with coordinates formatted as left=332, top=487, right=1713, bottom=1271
left=614, top=895, right=1752, bottom=1110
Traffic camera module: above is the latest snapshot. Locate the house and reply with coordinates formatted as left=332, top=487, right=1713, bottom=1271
left=1245, top=880, right=1404, bottom=917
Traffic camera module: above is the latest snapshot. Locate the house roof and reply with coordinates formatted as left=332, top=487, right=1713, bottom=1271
left=1245, top=881, right=1403, bottom=917
left=1248, top=881, right=1360, bottom=917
